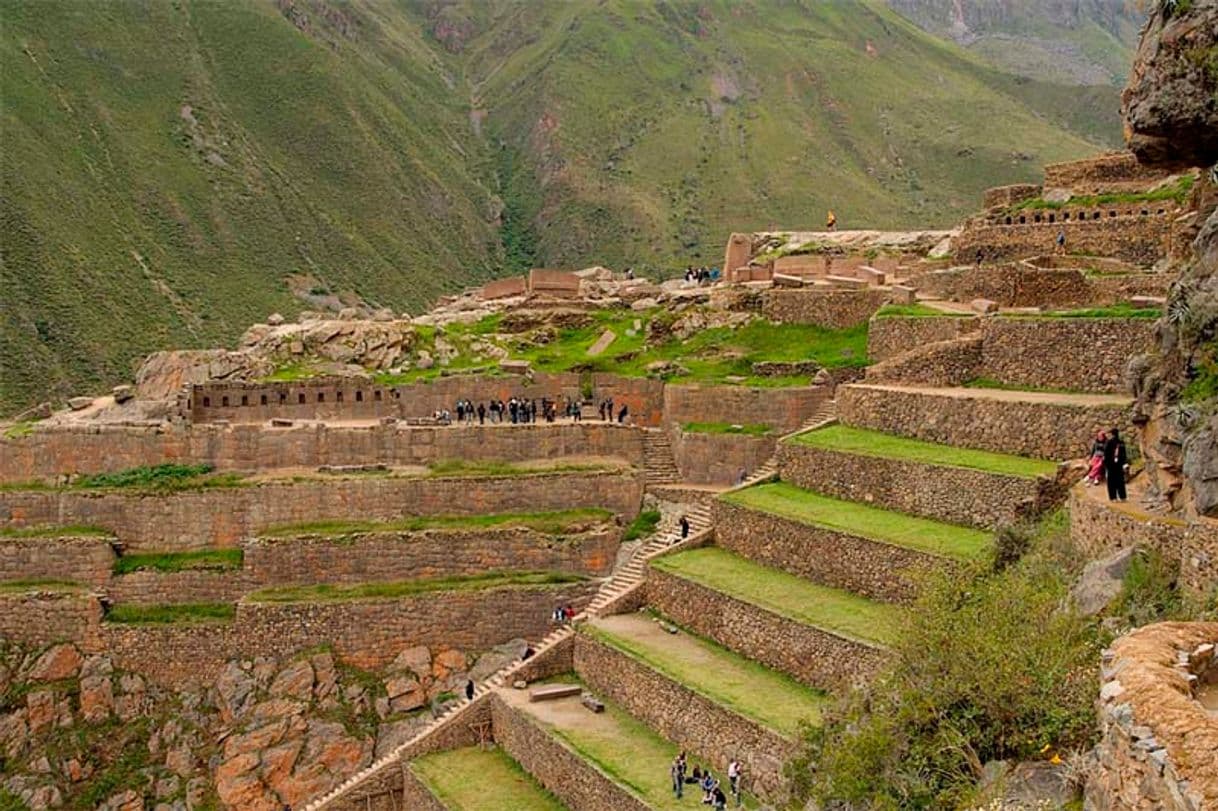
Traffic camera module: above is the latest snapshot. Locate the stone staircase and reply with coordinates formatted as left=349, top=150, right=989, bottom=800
left=641, top=427, right=681, bottom=488
left=785, top=397, right=837, bottom=440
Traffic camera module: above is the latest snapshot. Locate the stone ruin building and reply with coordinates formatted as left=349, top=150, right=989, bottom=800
left=1, top=3, right=1216, bottom=810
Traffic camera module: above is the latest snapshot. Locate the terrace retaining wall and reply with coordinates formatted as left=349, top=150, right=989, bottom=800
left=978, top=318, right=1154, bottom=394
left=645, top=568, right=884, bottom=690
left=712, top=500, right=940, bottom=603
left=0, top=471, right=642, bottom=550
left=759, top=288, right=888, bottom=329
left=670, top=431, right=777, bottom=485
left=0, top=591, right=102, bottom=649
left=953, top=214, right=1177, bottom=266
left=0, top=535, right=115, bottom=587
left=777, top=442, right=1064, bottom=529
left=867, top=316, right=980, bottom=362
left=836, top=383, right=1132, bottom=460
left=573, top=633, right=794, bottom=802
left=662, top=383, right=830, bottom=433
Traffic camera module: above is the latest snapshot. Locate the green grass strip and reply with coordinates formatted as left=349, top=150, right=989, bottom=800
left=652, top=547, right=902, bottom=646
left=585, top=614, right=826, bottom=735
left=1000, top=303, right=1160, bottom=319
left=873, top=303, right=963, bottom=318
left=113, top=548, right=243, bottom=575
left=963, top=377, right=1094, bottom=396
left=0, top=524, right=112, bottom=538
left=427, top=459, right=618, bottom=478
left=723, top=482, right=990, bottom=561
left=412, top=747, right=569, bottom=811
left=247, top=570, right=585, bottom=603
left=622, top=509, right=661, bottom=542
left=0, top=579, right=82, bottom=594
left=682, top=422, right=774, bottom=436
left=790, top=424, right=1057, bottom=479
left=105, top=602, right=235, bottom=624
left=261, top=508, right=612, bottom=538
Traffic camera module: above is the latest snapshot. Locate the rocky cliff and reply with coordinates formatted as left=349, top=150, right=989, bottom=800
left=1122, top=0, right=1218, bottom=517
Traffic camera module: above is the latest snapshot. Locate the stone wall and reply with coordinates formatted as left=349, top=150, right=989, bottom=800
left=983, top=183, right=1041, bottom=209
left=670, top=431, right=777, bottom=485
left=107, top=569, right=250, bottom=606
left=759, top=288, right=889, bottom=329
left=1042, top=152, right=1171, bottom=194
left=0, top=535, right=115, bottom=587
left=777, top=441, right=1063, bottom=529
left=573, top=633, right=795, bottom=801
left=0, top=471, right=642, bottom=550
left=489, top=694, right=650, bottom=811
left=187, top=373, right=667, bottom=428
left=712, top=501, right=939, bottom=603
left=101, top=580, right=598, bottom=687
left=953, top=214, right=1177, bottom=266
left=864, top=336, right=982, bottom=387
left=1086, top=622, right=1218, bottom=811
left=837, top=383, right=1132, bottom=460
left=0, top=421, right=645, bottom=483
left=0, top=590, right=102, bottom=649
left=397, top=768, right=446, bottom=811
left=979, top=318, right=1155, bottom=393
left=244, top=526, right=621, bottom=584
left=645, top=568, right=884, bottom=690
left=663, top=383, right=830, bottom=433
left=1068, top=488, right=1217, bottom=597
left=867, top=316, right=979, bottom=362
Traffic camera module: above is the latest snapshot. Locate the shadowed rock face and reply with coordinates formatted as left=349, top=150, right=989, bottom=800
left=1123, top=0, right=1218, bottom=517
left=1121, top=0, right=1218, bottom=169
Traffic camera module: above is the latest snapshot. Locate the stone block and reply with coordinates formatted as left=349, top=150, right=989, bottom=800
left=529, top=684, right=581, bottom=702
left=1131, top=295, right=1166, bottom=307
left=771, top=273, right=806, bottom=288
left=580, top=692, right=605, bottom=713
left=587, top=330, right=616, bottom=357
left=970, top=298, right=999, bottom=314
left=500, top=360, right=531, bottom=375
left=890, top=285, right=917, bottom=304
left=67, top=397, right=93, bottom=411
left=112, top=385, right=135, bottom=404
left=826, top=275, right=868, bottom=289
left=857, top=266, right=886, bottom=286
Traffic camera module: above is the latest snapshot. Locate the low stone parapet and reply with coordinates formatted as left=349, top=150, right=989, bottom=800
left=777, top=441, right=1063, bottom=529
left=712, top=500, right=940, bottom=603
left=645, top=568, right=884, bottom=690
left=0, top=589, right=102, bottom=650
left=0, top=534, right=115, bottom=587
left=759, top=288, right=888, bottom=328
left=573, top=633, right=795, bottom=802
left=867, top=315, right=980, bottom=362
left=837, top=383, right=1133, bottom=460
left=489, top=692, right=650, bottom=811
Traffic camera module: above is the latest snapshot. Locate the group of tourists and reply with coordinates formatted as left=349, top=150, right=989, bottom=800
left=682, top=266, right=720, bottom=285
left=1084, top=427, right=1130, bottom=502
left=432, top=395, right=635, bottom=425
left=671, top=752, right=743, bottom=808
left=597, top=398, right=629, bottom=423
left=551, top=604, right=575, bottom=623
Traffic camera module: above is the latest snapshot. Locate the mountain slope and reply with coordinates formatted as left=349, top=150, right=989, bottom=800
left=0, top=0, right=499, bottom=412
left=2, top=0, right=1122, bottom=414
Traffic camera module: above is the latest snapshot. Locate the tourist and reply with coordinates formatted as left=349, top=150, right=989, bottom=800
left=464, top=679, right=474, bottom=701
left=1104, top=428, right=1129, bottom=502
left=680, top=515, right=690, bottom=539
left=713, top=784, right=727, bottom=810
left=689, top=765, right=702, bottom=786
left=521, top=644, right=535, bottom=661
left=509, top=399, right=519, bottom=424
left=671, top=756, right=684, bottom=798
left=727, top=759, right=742, bottom=805
left=1085, top=430, right=1107, bottom=486
left=701, top=770, right=715, bottom=804
left=455, top=400, right=465, bottom=423
left=617, top=403, right=628, bottom=424
left=1056, top=229, right=1067, bottom=254
left=477, top=402, right=486, bottom=425
left=826, top=210, right=837, bottom=231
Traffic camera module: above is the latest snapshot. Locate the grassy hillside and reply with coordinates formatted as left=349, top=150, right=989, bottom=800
left=1, top=0, right=1120, bottom=414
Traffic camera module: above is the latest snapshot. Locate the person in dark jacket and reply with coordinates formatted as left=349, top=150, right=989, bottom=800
left=1103, top=427, right=1129, bottom=502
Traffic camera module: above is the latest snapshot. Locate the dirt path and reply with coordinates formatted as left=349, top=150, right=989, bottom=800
left=851, top=382, right=1132, bottom=406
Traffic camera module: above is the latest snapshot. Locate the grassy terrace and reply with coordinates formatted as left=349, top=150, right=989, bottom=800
left=1000, top=303, right=1161, bottom=319
left=652, top=548, right=902, bottom=647
left=682, top=422, right=774, bottom=436
left=113, top=548, right=243, bottom=575
left=790, top=425, right=1058, bottom=479
left=104, top=602, right=235, bottom=624
left=0, top=524, right=111, bottom=538
left=426, top=459, right=622, bottom=478
left=964, top=377, right=1092, bottom=396
left=412, top=747, right=569, bottom=811
left=247, top=571, right=586, bottom=603
left=261, top=508, right=613, bottom=539
left=723, top=482, right=990, bottom=561
left=585, top=612, right=826, bottom=735
left=519, top=677, right=756, bottom=810
left=622, top=509, right=661, bottom=542
left=873, top=303, right=964, bottom=318
left=0, top=579, right=82, bottom=594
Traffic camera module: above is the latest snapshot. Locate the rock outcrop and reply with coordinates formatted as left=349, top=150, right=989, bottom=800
left=1123, top=0, right=1218, bottom=517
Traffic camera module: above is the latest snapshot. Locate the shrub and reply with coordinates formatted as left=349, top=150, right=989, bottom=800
left=623, top=509, right=661, bottom=541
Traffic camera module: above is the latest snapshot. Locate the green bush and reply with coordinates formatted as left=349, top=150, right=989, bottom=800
left=623, top=510, right=662, bottom=542
left=793, top=510, right=1101, bottom=809
left=75, top=463, right=239, bottom=492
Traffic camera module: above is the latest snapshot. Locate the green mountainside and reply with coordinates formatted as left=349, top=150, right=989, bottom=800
left=2, top=0, right=1121, bottom=413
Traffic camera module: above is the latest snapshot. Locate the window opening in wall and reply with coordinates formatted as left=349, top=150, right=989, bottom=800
left=261, top=394, right=268, bottom=406
left=355, top=391, right=364, bottom=402
left=1141, top=210, right=1148, bottom=217
left=1033, top=214, right=1041, bottom=223
left=279, top=393, right=287, bottom=404
left=241, top=395, right=249, bottom=406
left=1048, top=214, right=1055, bottom=223
left=298, top=393, right=306, bottom=404
left=1004, top=216, right=1011, bottom=225
left=1157, top=209, right=1165, bottom=215
left=318, top=392, right=325, bottom=403
left=222, top=396, right=229, bottom=407
left=1019, top=215, right=1026, bottom=224
left=393, top=390, right=400, bottom=399
left=374, top=391, right=382, bottom=402
left=336, top=391, right=344, bottom=403
left=1062, top=212, right=1070, bottom=221
left=203, top=397, right=211, bottom=408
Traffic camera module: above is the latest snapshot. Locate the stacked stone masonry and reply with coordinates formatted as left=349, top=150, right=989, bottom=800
left=573, top=633, right=795, bottom=801
left=0, top=535, right=115, bottom=587
left=953, top=213, right=1178, bottom=266
left=712, top=500, right=940, bottom=603
left=1041, top=152, right=1173, bottom=194
left=837, top=384, right=1133, bottom=460
left=663, top=383, right=830, bottom=433
left=777, top=442, right=1065, bottom=529
left=759, top=288, right=889, bottom=329
left=867, top=316, right=980, bottom=362
left=670, top=431, right=777, bottom=485
left=645, top=568, right=884, bottom=690
left=0, top=422, right=645, bottom=483
left=979, top=318, right=1155, bottom=393
left=865, top=336, right=983, bottom=388
left=0, top=471, right=642, bottom=549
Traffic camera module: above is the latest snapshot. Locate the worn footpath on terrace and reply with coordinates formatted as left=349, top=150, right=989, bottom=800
left=412, top=747, right=569, bottom=811
left=851, top=382, right=1133, bottom=407
left=723, top=482, right=991, bottom=561
left=652, top=547, right=903, bottom=647
left=792, top=424, right=1059, bottom=479
left=586, top=612, right=827, bottom=736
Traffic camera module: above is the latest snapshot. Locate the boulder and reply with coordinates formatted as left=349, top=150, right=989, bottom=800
left=111, top=385, right=135, bottom=404
left=630, top=297, right=658, bottom=311
left=28, top=644, right=82, bottom=681
left=970, top=298, right=999, bottom=314
left=267, top=313, right=285, bottom=326
left=67, top=396, right=93, bottom=411
left=269, top=660, right=314, bottom=699
left=79, top=675, right=114, bottom=722
left=1071, top=546, right=1137, bottom=616
left=890, top=284, right=917, bottom=305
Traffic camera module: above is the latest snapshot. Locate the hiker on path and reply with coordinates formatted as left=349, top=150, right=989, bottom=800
left=464, top=679, right=475, bottom=701
left=1085, top=430, right=1106, bottom=486
left=477, top=402, right=486, bottom=425
left=728, top=759, right=742, bottom=806
left=1104, top=428, right=1129, bottom=502
left=826, top=210, right=837, bottom=231
left=617, top=404, right=628, bottom=424
left=671, top=755, right=685, bottom=798
left=1056, top=229, right=1067, bottom=254
left=680, top=515, right=690, bottom=539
